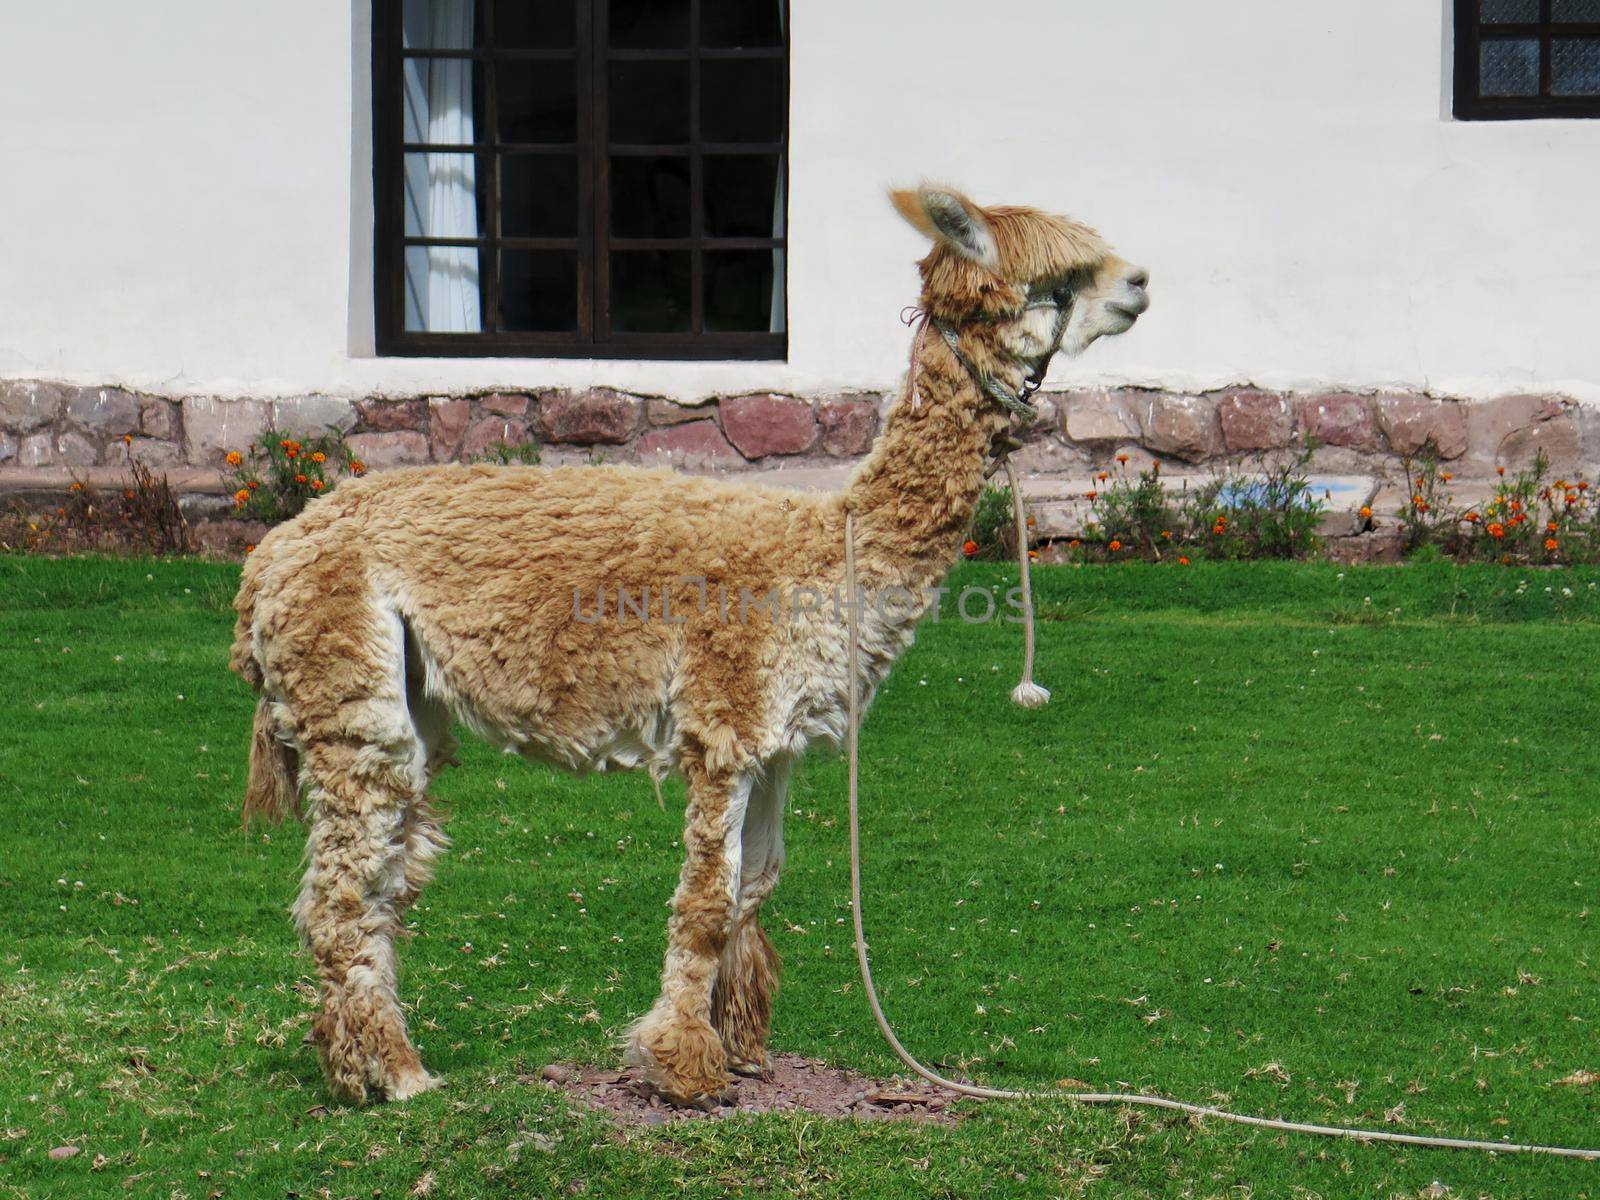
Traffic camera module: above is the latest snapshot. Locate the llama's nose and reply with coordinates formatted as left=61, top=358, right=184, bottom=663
left=1126, top=267, right=1150, bottom=291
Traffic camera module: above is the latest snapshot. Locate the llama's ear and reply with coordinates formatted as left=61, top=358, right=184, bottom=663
left=889, top=185, right=999, bottom=270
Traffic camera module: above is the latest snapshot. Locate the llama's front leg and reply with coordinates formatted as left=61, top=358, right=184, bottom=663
left=713, top=755, right=790, bottom=1077
left=295, top=742, right=440, bottom=1105
left=626, top=755, right=752, bottom=1104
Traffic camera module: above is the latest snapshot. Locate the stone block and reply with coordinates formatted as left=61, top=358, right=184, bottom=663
left=1141, top=394, right=1222, bottom=462
left=356, top=397, right=428, bottom=433
left=460, top=417, right=529, bottom=459
left=271, top=394, right=357, bottom=434
left=1217, top=389, right=1291, bottom=453
left=1375, top=393, right=1467, bottom=459
left=1059, top=390, right=1140, bottom=445
left=481, top=392, right=532, bottom=418
left=537, top=388, right=642, bottom=444
left=183, top=397, right=269, bottom=465
left=18, top=432, right=52, bottom=467
left=347, top=430, right=430, bottom=468
left=64, top=386, right=140, bottom=436
left=638, top=419, right=740, bottom=466
left=428, top=398, right=472, bottom=462
left=1298, top=393, right=1377, bottom=450
left=1465, top=394, right=1580, bottom=473
left=140, top=398, right=178, bottom=440
left=647, top=398, right=717, bottom=426
left=817, top=397, right=879, bottom=456
left=0, top=380, right=64, bottom=433
left=719, top=393, right=818, bottom=458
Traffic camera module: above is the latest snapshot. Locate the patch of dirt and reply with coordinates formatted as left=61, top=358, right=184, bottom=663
left=529, top=1053, right=963, bottom=1126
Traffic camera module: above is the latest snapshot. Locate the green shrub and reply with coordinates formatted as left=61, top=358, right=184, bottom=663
left=225, top=428, right=361, bottom=524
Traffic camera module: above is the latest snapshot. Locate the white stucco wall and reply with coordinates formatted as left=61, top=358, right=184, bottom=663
left=1, top=1, right=1597, bottom=402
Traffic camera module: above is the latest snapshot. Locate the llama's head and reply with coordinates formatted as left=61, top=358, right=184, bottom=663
left=890, top=184, right=1150, bottom=377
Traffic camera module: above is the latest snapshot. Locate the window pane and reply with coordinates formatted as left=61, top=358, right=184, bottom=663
left=1480, top=38, right=1541, bottom=94
left=500, top=250, right=578, bottom=331
left=403, top=153, right=484, bottom=237
left=705, top=250, right=781, bottom=333
left=500, top=154, right=578, bottom=236
left=610, top=157, right=691, bottom=237
left=405, top=245, right=484, bottom=332
left=702, top=0, right=784, bottom=47
left=609, top=62, right=690, bottom=143
left=1553, top=0, right=1600, bottom=21
left=497, top=60, right=577, bottom=142
left=701, top=59, right=784, bottom=142
left=404, top=0, right=480, bottom=49
left=611, top=251, right=691, bottom=332
left=495, top=1, right=574, bottom=48
left=402, top=57, right=482, bottom=145
left=704, top=155, right=782, bottom=237
left=1480, top=0, right=1539, bottom=21
left=1552, top=38, right=1600, bottom=93
left=610, top=0, right=688, bottom=48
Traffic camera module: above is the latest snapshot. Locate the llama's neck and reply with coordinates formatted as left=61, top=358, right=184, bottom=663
left=841, top=333, right=1011, bottom=596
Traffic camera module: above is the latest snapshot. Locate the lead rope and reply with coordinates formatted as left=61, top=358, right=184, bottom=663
left=841, top=509, right=1600, bottom=1160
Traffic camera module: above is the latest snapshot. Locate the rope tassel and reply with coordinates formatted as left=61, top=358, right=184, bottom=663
left=1001, top=456, right=1049, bottom=708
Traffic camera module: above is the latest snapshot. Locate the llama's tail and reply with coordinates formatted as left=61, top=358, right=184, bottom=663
left=244, top=694, right=301, bottom=826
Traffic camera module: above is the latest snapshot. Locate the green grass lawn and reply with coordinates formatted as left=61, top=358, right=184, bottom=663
left=1, top=555, right=1596, bottom=1199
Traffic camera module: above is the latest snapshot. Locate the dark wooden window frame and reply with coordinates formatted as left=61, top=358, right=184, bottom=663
left=1454, top=0, right=1600, bottom=119
left=373, top=0, right=789, bottom=359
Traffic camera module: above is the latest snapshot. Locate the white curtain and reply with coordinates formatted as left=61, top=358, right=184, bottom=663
left=769, top=1, right=787, bottom=334
left=402, top=0, right=481, bottom=332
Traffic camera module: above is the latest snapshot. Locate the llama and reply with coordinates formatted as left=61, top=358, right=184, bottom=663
left=231, top=185, right=1150, bottom=1107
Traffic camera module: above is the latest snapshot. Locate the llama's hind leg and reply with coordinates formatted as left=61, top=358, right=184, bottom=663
left=712, top=755, right=790, bottom=1077
left=294, top=737, right=441, bottom=1104
left=626, top=741, right=751, bottom=1104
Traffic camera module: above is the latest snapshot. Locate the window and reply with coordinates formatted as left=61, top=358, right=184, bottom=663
left=373, top=0, right=788, bottom=358
left=1455, top=0, right=1600, bottom=119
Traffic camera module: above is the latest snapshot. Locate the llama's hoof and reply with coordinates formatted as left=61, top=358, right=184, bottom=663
left=384, top=1068, right=444, bottom=1102
left=728, top=1053, right=773, bottom=1080
left=624, top=1014, right=731, bottom=1106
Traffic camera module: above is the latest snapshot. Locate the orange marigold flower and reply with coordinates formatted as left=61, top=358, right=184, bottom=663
left=1415, top=501, right=1429, bottom=513
left=1116, top=453, right=1129, bottom=464
left=1545, top=537, right=1559, bottom=552
left=1580, top=481, right=1591, bottom=492
left=122, top=433, right=132, bottom=444
left=1412, top=494, right=1424, bottom=506
left=1160, top=530, right=1171, bottom=539
left=1488, top=522, right=1505, bottom=539
left=1068, top=538, right=1081, bottom=548
left=1556, top=479, right=1568, bottom=490
left=246, top=479, right=259, bottom=490
left=70, top=482, right=83, bottom=491
left=285, top=448, right=298, bottom=459
left=1212, top=522, right=1226, bottom=535
left=1109, top=539, right=1123, bottom=552
left=1464, top=511, right=1479, bottom=522
left=962, top=539, right=979, bottom=557
left=244, top=543, right=255, bottom=554
left=1027, top=549, right=1039, bottom=560
left=1497, top=465, right=1506, bottom=476
left=1084, top=490, right=1098, bottom=501
left=234, top=488, right=250, bottom=506
left=311, top=451, right=326, bottom=464
left=1359, top=505, right=1373, bottom=519
left=311, top=478, right=325, bottom=491
left=294, top=473, right=308, bottom=485
left=1097, top=472, right=1109, bottom=482
left=1548, top=521, right=1559, bottom=533
left=1440, top=472, right=1453, bottom=482
left=1178, top=555, right=1191, bottom=565
left=1567, top=491, right=1579, bottom=504
left=351, top=460, right=366, bottom=475
left=225, top=451, right=242, bottom=466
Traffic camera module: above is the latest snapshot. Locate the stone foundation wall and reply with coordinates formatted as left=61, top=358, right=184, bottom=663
left=2, top=379, right=1594, bottom=482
